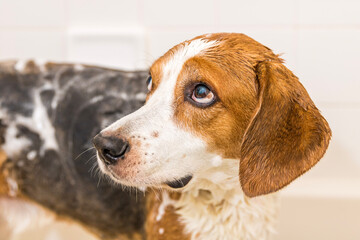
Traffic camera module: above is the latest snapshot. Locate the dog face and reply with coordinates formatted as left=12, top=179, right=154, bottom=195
left=94, top=33, right=331, bottom=197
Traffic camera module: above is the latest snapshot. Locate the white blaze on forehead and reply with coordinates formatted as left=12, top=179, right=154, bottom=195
left=104, top=39, right=217, bottom=133
left=153, top=39, right=218, bottom=111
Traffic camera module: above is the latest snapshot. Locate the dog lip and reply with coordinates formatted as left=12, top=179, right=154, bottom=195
left=165, top=175, right=193, bottom=189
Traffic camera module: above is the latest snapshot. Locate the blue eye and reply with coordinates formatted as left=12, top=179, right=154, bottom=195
left=195, top=85, right=209, bottom=98
left=191, top=84, right=215, bottom=104
left=146, top=76, right=152, bottom=91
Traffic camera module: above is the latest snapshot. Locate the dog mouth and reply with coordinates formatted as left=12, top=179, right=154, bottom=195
left=98, top=156, right=193, bottom=189
left=165, top=175, right=193, bottom=189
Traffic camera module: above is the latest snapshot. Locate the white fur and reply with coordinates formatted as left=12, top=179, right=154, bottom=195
left=100, top=39, right=219, bottom=187
left=27, top=150, right=37, bottom=160
left=135, top=92, right=147, bottom=101
left=6, top=177, right=19, bottom=197
left=74, top=64, right=85, bottom=71
left=16, top=90, right=59, bottom=155
left=210, top=155, right=223, bottom=167
left=14, top=59, right=47, bottom=73
left=156, top=192, right=177, bottom=221
left=34, top=59, right=47, bottom=72
left=1, top=122, right=31, bottom=158
left=0, top=108, right=5, bottom=119
left=1, top=88, right=59, bottom=159
left=174, top=160, right=279, bottom=240
left=14, top=60, right=27, bottom=73
left=32, top=91, right=58, bottom=152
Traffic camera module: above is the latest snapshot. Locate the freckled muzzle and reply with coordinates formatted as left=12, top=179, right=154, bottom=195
left=93, top=134, right=130, bottom=165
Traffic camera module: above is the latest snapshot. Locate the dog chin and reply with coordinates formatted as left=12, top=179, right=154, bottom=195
left=97, top=155, right=194, bottom=190
left=109, top=173, right=194, bottom=191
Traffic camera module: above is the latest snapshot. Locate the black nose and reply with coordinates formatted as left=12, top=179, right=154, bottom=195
left=93, top=134, right=130, bottom=165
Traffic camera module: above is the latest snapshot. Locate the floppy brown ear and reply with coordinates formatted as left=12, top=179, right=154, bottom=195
left=239, top=61, right=331, bottom=197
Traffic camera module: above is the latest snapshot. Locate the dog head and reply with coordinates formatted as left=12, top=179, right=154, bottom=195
left=94, top=33, right=331, bottom=197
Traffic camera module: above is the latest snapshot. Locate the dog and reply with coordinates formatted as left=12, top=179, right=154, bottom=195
left=93, top=33, right=331, bottom=240
left=0, top=61, right=148, bottom=239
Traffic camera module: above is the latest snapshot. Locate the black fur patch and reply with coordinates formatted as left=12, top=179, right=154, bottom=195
left=0, top=61, right=148, bottom=239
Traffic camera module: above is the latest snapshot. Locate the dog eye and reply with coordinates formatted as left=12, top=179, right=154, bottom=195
left=191, top=84, right=214, bottom=104
left=146, top=76, right=152, bottom=91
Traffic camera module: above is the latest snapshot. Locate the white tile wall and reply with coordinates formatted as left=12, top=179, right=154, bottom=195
left=0, top=0, right=66, bottom=27
left=67, top=28, right=146, bottom=70
left=142, top=0, right=216, bottom=27
left=0, top=29, right=66, bottom=61
left=67, top=0, right=141, bottom=27
left=297, top=29, right=360, bottom=104
left=216, top=0, right=296, bottom=25
left=297, top=0, right=360, bottom=25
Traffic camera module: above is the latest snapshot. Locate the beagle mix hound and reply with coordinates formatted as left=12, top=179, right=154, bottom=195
left=93, top=33, right=331, bottom=240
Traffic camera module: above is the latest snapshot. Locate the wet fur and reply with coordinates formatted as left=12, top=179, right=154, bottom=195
left=0, top=61, right=147, bottom=239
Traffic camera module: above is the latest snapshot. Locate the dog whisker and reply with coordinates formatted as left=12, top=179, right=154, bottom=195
left=85, top=154, right=98, bottom=165
left=74, top=147, right=95, bottom=161
left=89, top=160, right=99, bottom=176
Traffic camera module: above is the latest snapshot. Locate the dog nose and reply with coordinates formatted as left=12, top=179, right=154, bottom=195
left=93, top=134, right=130, bottom=165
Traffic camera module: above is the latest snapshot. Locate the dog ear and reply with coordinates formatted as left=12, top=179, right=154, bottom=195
left=239, top=61, right=331, bottom=197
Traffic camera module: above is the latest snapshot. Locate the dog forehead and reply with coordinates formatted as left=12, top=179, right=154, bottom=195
left=151, top=38, right=218, bottom=88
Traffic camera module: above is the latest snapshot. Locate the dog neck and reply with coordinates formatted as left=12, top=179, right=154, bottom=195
left=173, top=159, right=280, bottom=240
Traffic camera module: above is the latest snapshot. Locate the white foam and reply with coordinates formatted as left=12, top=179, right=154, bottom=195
left=26, top=151, right=37, bottom=161
left=1, top=123, right=31, bottom=158
left=89, top=95, right=105, bottom=104
left=16, top=91, right=59, bottom=155
left=156, top=192, right=177, bottom=222
left=135, top=92, right=147, bottom=101
left=14, top=60, right=27, bottom=73
left=34, top=59, right=47, bottom=72
left=0, top=108, right=6, bottom=119
left=31, top=92, right=59, bottom=152
left=74, top=64, right=85, bottom=71
left=6, top=177, right=19, bottom=197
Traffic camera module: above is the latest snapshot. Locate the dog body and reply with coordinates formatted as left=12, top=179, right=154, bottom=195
left=0, top=61, right=147, bottom=239
left=94, top=33, right=331, bottom=240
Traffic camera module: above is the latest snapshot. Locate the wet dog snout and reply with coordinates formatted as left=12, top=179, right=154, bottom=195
left=93, top=134, right=130, bottom=165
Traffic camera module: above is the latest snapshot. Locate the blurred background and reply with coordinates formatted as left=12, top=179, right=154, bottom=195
left=0, top=0, right=359, bottom=239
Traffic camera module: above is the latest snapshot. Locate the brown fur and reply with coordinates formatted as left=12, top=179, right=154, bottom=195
left=173, top=33, right=279, bottom=158
left=145, top=191, right=190, bottom=240
left=239, top=61, right=331, bottom=197
left=0, top=150, right=8, bottom=195
left=169, top=33, right=331, bottom=197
